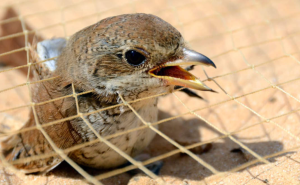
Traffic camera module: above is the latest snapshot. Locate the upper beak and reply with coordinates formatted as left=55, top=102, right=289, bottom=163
left=148, top=48, right=216, bottom=91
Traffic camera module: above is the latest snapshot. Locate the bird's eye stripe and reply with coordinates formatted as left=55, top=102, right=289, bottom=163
left=116, top=53, right=123, bottom=59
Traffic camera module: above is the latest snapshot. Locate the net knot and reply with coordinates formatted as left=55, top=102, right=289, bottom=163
left=23, top=30, right=28, bottom=36
left=72, top=93, right=78, bottom=98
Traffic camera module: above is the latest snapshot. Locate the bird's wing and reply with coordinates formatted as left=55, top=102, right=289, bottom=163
left=0, top=38, right=80, bottom=174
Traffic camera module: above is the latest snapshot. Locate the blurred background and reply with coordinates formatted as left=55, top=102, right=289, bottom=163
left=0, top=0, right=300, bottom=184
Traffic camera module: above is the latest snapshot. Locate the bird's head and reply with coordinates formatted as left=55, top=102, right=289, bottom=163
left=57, top=13, right=216, bottom=100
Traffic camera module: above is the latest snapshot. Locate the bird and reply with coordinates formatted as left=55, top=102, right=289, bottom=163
left=0, top=13, right=216, bottom=174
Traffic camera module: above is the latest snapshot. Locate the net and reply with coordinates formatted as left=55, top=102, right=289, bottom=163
left=0, top=0, right=300, bottom=184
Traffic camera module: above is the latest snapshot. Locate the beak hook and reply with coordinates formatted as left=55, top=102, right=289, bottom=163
left=183, top=48, right=216, bottom=68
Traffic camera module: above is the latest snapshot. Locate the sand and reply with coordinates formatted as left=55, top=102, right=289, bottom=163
left=0, top=0, right=300, bottom=184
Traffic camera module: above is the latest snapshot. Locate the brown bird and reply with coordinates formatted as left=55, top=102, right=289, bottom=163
left=0, top=13, right=216, bottom=174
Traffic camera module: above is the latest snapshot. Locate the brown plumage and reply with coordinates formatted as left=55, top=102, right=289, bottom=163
left=1, top=13, right=216, bottom=173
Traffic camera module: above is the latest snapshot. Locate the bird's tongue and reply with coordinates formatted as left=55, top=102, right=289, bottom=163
left=150, top=66, right=213, bottom=91
left=156, top=66, right=195, bottom=80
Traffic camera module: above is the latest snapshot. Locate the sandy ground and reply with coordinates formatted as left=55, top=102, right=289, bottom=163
left=0, top=0, right=300, bottom=184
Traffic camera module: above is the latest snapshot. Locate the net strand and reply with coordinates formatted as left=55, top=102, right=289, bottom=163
left=71, top=84, right=163, bottom=183
left=118, top=94, right=219, bottom=174
left=215, top=1, right=300, bottom=142
left=1, top=0, right=300, bottom=183
left=5, top=3, right=103, bottom=184
left=1, top=74, right=300, bottom=145
left=1, top=50, right=299, bottom=116
left=7, top=102, right=300, bottom=168
left=173, top=93, right=269, bottom=164
left=0, top=0, right=296, bottom=48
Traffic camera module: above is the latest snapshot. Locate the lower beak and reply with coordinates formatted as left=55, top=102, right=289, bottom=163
left=148, top=48, right=216, bottom=92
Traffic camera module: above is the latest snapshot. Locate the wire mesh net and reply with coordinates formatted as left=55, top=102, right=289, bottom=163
left=0, top=0, right=300, bottom=184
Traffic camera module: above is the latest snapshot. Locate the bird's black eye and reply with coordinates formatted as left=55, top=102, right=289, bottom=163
left=125, top=50, right=146, bottom=66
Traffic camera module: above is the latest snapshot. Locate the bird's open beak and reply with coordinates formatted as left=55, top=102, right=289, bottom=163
left=148, top=48, right=216, bottom=91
